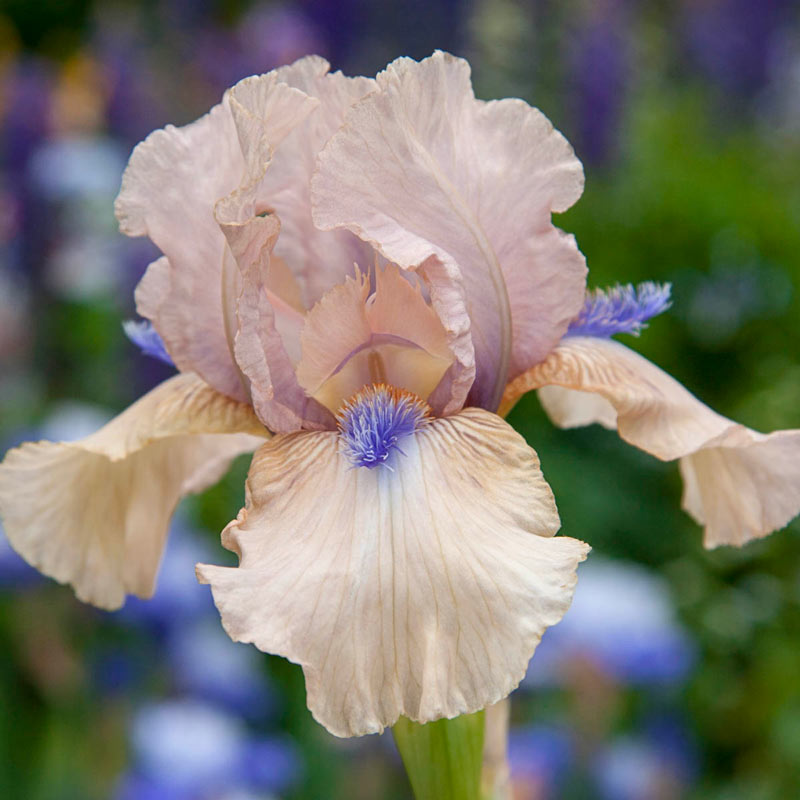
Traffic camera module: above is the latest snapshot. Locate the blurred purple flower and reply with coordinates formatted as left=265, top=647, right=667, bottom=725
left=90, top=644, right=150, bottom=695
left=1, top=57, right=53, bottom=280
left=28, top=136, right=125, bottom=201
left=593, top=723, right=695, bottom=800
left=509, top=724, right=574, bottom=800
left=0, top=520, right=40, bottom=587
left=568, top=0, right=629, bottom=165
left=116, top=521, right=217, bottom=631
left=117, top=699, right=299, bottom=799
left=681, top=0, right=794, bottom=98
left=524, top=558, right=695, bottom=687
left=166, top=619, right=275, bottom=719
left=1, top=58, right=52, bottom=180
left=237, top=5, right=327, bottom=73
left=240, top=737, right=301, bottom=794
left=0, top=265, right=32, bottom=364
left=27, top=134, right=128, bottom=300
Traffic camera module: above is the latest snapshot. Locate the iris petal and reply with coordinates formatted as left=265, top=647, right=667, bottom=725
left=312, top=50, right=587, bottom=410
left=503, top=336, right=800, bottom=547
left=297, top=265, right=455, bottom=414
left=0, top=374, right=267, bottom=609
left=197, top=408, right=588, bottom=737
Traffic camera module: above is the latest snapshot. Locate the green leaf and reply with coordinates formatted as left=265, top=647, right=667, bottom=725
left=392, top=712, right=485, bottom=800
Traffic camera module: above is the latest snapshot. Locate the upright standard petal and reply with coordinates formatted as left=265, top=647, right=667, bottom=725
left=117, top=78, right=316, bottom=401
left=198, top=408, right=588, bottom=737
left=312, top=50, right=587, bottom=411
left=504, top=336, right=800, bottom=548
left=229, top=56, right=376, bottom=306
left=213, top=58, right=376, bottom=431
left=0, top=375, right=268, bottom=610
left=118, top=102, right=246, bottom=400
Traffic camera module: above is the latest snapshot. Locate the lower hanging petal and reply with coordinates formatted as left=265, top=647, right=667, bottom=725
left=504, top=336, right=800, bottom=548
left=197, top=407, right=588, bottom=737
left=0, top=374, right=268, bottom=610
left=679, top=427, right=800, bottom=548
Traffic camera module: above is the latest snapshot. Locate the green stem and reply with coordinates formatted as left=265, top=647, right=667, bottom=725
left=392, top=712, right=485, bottom=800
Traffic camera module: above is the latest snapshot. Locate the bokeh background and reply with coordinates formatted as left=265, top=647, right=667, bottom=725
left=1, top=1, right=800, bottom=798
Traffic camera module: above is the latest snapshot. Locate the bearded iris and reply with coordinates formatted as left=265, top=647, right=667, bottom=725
left=0, top=52, right=798, bottom=742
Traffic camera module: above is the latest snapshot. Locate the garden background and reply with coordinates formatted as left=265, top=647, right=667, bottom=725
left=1, top=1, right=800, bottom=798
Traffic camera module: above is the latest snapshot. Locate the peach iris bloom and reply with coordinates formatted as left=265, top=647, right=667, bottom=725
left=0, top=52, right=797, bottom=737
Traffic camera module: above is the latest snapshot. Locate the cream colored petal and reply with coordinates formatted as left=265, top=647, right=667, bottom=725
left=197, top=408, right=588, bottom=737
left=312, top=51, right=586, bottom=410
left=262, top=256, right=307, bottom=365
left=219, top=58, right=470, bottom=422
left=267, top=256, right=307, bottom=312
left=311, top=345, right=454, bottom=418
left=536, top=385, right=618, bottom=431
left=212, top=58, right=374, bottom=431
left=679, top=428, right=800, bottom=548
left=225, top=68, right=319, bottom=175
left=506, top=336, right=800, bottom=547
left=419, top=254, right=476, bottom=416
left=0, top=374, right=268, bottom=610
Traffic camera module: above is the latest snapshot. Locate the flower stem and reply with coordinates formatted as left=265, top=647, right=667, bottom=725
left=392, top=712, right=485, bottom=800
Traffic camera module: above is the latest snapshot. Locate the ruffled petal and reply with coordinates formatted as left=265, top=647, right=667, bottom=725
left=536, top=385, right=618, bottom=431
left=367, top=264, right=454, bottom=363
left=294, top=270, right=371, bottom=401
left=678, top=428, right=800, bottom=548
left=230, top=56, right=376, bottom=306
left=217, top=197, right=333, bottom=433
left=296, top=265, right=455, bottom=413
left=0, top=374, right=268, bottom=609
left=312, top=50, right=586, bottom=411
left=211, top=58, right=376, bottom=431
left=504, top=336, right=800, bottom=547
left=117, top=102, right=245, bottom=399
left=419, top=255, right=475, bottom=416
left=117, top=76, right=316, bottom=401
left=265, top=256, right=307, bottom=365
left=197, top=408, right=588, bottom=737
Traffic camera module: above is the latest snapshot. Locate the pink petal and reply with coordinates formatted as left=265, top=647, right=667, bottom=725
left=505, top=336, right=800, bottom=548
left=219, top=207, right=333, bottom=432
left=419, top=255, right=475, bottom=416
left=0, top=374, right=267, bottom=609
left=116, top=71, right=316, bottom=401
left=312, top=51, right=586, bottom=411
left=233, top=56, right=376, bottom=306
left=295, top=265, right=456, bottom=413
left=294, top=270, right=372, bottom=401
left=198, top=408, right=588, bottom=736
left=210, top=58, right=378, bottom=430
left=117, top=103, right=244, bottom=399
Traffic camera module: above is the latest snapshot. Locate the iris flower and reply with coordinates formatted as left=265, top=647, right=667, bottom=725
left=1, top=52, right=798, bottom=738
